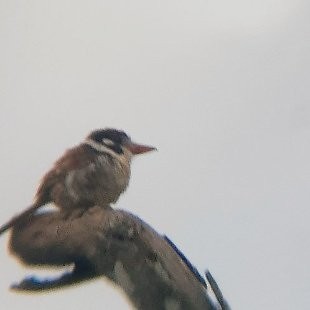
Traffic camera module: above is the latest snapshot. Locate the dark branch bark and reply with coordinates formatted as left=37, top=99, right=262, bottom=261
left=8, top=206, right=225, bottom=309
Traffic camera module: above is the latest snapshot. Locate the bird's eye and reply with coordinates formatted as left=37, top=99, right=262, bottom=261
left=102, top=138, right=115, bottom=146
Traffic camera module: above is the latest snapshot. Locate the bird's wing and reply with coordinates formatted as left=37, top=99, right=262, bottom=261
left=35, top=144, right=100, bottom=202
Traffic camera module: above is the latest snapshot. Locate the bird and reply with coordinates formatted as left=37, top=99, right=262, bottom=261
left=0, top=128, right=156, bottom=235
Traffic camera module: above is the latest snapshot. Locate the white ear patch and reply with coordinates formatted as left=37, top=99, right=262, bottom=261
left=102, top=138, right=114, bottom=146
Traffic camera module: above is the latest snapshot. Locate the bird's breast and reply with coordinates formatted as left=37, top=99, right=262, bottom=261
left=96, top=154, right=131, bottom=201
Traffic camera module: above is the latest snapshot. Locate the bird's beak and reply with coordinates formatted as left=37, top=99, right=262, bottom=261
left=125, top=141, right=157, bottom=155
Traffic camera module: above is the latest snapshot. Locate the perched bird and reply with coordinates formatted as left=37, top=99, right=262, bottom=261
left=0, top=128, right=156, bottom=235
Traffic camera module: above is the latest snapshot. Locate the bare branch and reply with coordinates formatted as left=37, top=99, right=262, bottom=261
left=9, top=206, right=224, bottom=309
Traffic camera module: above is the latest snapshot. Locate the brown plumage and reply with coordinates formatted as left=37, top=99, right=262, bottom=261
left=0, top=128, right=156, bottom=235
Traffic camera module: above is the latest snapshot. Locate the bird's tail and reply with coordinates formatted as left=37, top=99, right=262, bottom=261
left=0, top=203, right=41, bottom=236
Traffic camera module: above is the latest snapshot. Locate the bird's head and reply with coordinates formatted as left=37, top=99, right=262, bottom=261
left=85, top=128, right=157, bottom=159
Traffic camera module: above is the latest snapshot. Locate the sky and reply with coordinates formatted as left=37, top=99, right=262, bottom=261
left=0, top=1, right=309, bottom=309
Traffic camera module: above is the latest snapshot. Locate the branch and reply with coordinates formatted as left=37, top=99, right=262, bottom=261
left=8, top=206, right=225, bottom=309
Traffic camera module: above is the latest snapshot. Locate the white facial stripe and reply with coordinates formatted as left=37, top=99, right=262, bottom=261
left=84, top=139, right=117, bottom=156
left=84, top=138, right=133, bottom=163
left=102, top=138, right=114, bottom=146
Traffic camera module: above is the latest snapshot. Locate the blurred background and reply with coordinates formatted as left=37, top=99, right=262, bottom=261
left=1, top=1, right=309, bottom=309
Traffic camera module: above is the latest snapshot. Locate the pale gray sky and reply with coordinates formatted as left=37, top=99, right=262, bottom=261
left=1, top=1, right=309, bottom=309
